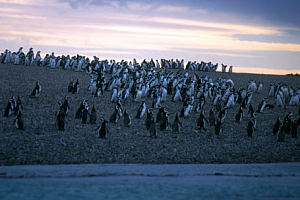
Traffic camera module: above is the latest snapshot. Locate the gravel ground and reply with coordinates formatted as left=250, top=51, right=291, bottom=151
left=0, top=63, right=299, bottom=165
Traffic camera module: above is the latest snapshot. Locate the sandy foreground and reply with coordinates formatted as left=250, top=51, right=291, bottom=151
left=0, top=63, right=299, bottom=165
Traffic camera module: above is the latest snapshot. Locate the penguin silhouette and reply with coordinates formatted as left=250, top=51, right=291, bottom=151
left=90, top=105, right=97, bottom=124
left=99, top=120, right=108, bottom=139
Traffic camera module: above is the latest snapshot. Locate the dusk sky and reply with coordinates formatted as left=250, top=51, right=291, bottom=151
left=0, top=0, right=300, bottom=74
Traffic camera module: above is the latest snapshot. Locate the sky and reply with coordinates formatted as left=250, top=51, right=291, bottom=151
left=0, top=0, right=300, bottom=74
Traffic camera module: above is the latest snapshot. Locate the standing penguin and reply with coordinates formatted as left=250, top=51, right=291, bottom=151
left=57, top=110, right=65, bottom=131
left=75, top=100, right=86, bottom=119
left=31, top=81, right=42, bottom=97
left=4, top=98, right=15, bottom=117
left=197, top=111, right=208, bottom=131
left=257, top=98, right=267, bottom=113
left=172, top=112, right=182, bottom=133
left=98, top=120, right=108, bottom=139
left=149, top=118, right=157, bottom=138
left=247, top=117, right=256, bottom=137
left=123, top=109, right=131, bottom=127
left=72, top=79, right=80, bottom=94
left=290, top=120, right=298, bottom=138
left=109, top=106, right=121, bottom=123
left=208, top=108, right=215, bottom=126
left=145, top=109, right=153, bottom=129
left=136, top=101, right=146, bottom=119
left=14, top=111, right=24, bottom=130
left=248, top=104, right=254, bottom=118
left=90, top=105, right=97, bottom=124
left=235, top=106, right=244, bottom=123
left=160, top=109, right=169, bottom=131
left=68, top=81, right=74, bottom=93
left=81, top=104, right=89, bottom=124
left=273, top=117, right=281, bottom=135
left=215, top=117, right=222, bottom=135
left=277, top=126, right=285, bottom=142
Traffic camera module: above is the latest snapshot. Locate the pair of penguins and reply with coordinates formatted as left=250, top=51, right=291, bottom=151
left=3, top=96, right=24, bottom=130
left=68, top=79, right=80, bottom=94
left=273, top=112, right=299, bottom=142
left=196, top=108, right=225, bottom=135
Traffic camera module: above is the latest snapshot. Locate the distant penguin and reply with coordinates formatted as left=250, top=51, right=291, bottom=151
left=257, top=98, right=267, bottom=113
left=145, top=109, right=153, bottom=129
left=14, top=111, right=24, bottom=130
left=290, top=120, right=298, bottom=138
left=268, top=84, right=275, bottom=97
left=75, top=100, right=85, bottom=119
left=277, top=126, right=285, bottom=142
left=248, top=104, right=254, bottom=118
left=247, top=117, right=256, bottom=137
left=82, top=104, right=89, bottom=124
left=273, top=117, right=281, bottom=135
left=4, top=98, right=14, bottom=117
left=110, top=106, right=120, bottom=123
left=90, top=105, right=97, bottom=124
left=215, top=117, right=222, bottom=135
left=149, top=118, right=157, bottom=138
left=123, top=109, right=131, bottom=127
left=235, top=106, right=244, bottom=123
left=57, top=110, right=65, bottom=131
left=72, top=79, right=80, bottom=94
left=136, top=101, right=146, bottom=119
left=15, top=96, right=23, bottom=115
left=31, top=81, right=42, bottom=97
left=282, top=112, right=292, bottom=133
left=209, top=108, right=215, bottom=126
left=172, top=112, right=182, bottom=133
left=68, top=81, right=74, bottom=93
left=98, top=120, right=108, bottom=139
left=197, top=111, right=208, bottom=131
left=160, top=109, right=169, bottom=131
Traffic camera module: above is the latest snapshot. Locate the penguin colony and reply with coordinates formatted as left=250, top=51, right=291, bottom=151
left=1, top=48, right=299, bottom=144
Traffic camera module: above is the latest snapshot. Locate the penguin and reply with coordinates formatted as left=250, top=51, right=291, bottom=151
left=72, top=79, right=80, bottom=94
left=208, top=108, right=215, bottom=126
left=123, top=109, right=131, bottom=127
left=57, top=110, right=65, bottom=131
left=257, top=98, right=267, bottom=113
left=136, top=101, right=146, bottom=119
left=235, top=106, right=244, bottom=123
left=14, top=111, right=24, bottom=130
left=197, top=111, right=208, bottom=131
left=273, top=117, right=281, bottom=135
left=82, top=104, right=89, bottom=124
left=247, top=117, right=256, bottom=137
left=268, top=84, right=275, bottom=97
left=172, top=112, right=182, bottom=133
left=75, top=100, right=85, bottom=119
left=215, top=117, right=222, bottom=135
left=60, top=96, right=70, bottom=115
left=68, top=81, right=74, bottom=93
left=89, top=105, right=97, bottom=124
left=219, top=108, right=228, bottom=124
left=109, top=106, right=120, bottom=123
left=277, top=126, right=285, bottom=142
left=31, top=81, right=42, bottom=97
left=4, top=98, right=14, bottom=117
left=149, top=118, right=157, bottom=138
left=290, top=120, right=298, bottom=138
left=145, top=109, right=153, bottom=129
left=14, top=96, right=23, bottom=115
left=160, top=109, right=169, bottom=131
left=248, top=104, right=254, bottom=118
left=98, top=120, right=108, bottom=139
left=282, top=112, right=292, bottom=133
